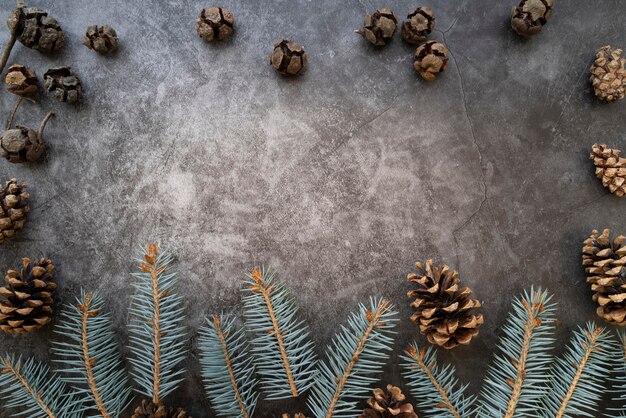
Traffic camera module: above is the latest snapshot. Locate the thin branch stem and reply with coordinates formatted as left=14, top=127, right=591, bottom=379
left=142, top=243, right=164, bottom=405
left=214, top=316, right=249, bottom=418
left=7, top=96, right=24, bottom=129
left=0, top=7, right=22, bottom=75
left=0, top=357, right=57, bottom=418
left=37, top=112, right=55, bottom=141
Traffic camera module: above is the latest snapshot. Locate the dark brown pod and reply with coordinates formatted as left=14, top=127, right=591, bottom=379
left=12, top=7, right=64, bottom=52
left=0, top=98, right=54, bottom=164
left=83, top=25, right=118, bottom=54
left=511, top=0, right=554, bottom=37
left=413, top=40, right=448, bottom=81
left=270, top=39, right=308, bottom=76
left=196, top=7, right=235, bottom=42
left=4, top=64, right=37, bottom=97
left=402, top=7, right=435, bottom=44
left=44, top=66, right=81, bottom=104
left=355, top=8, right=398, bottom=46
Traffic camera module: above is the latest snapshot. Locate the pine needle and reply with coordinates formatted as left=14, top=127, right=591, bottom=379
left=605, top=332, right=626, bottom=418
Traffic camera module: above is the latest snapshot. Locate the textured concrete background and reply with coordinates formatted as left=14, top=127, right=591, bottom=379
left=0, top=0, right=625, bottom=416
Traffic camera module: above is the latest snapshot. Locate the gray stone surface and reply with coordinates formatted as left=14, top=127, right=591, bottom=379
left=0, top=0, right=625, bottom=416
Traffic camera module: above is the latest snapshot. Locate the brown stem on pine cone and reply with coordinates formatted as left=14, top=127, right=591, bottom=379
left=37, top=111, right=55, bottom=141
left=143, top=243, right=164, bottom=405
left=1, top=357, right=57, bottom=418
left=0, top=6, right=23, bottom=76
left=7, top=96, right=24, bottom=129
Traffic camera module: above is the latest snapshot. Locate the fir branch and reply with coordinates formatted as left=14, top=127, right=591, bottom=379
left=605, top=332, right=626, bottom=418
left=478, top=288, right=556, bottom=418
left=128, top=243, right=187, bottom=404
left=199, top=315, right=259, bottom=418
left=541, top=322, right=616, bottom=418
left=307, top=297, right=398, bottom=418
left=401, top=343, right=475, bottom=418
left=241, top=266, right=317, bottom=400
left=0, top=355, right=83, bottom=418
left=53, top=290, right=133, bottom=418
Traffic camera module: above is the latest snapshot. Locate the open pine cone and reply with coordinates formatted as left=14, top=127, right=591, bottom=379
left=402, top=7, right=435, bottom=44
left=44, top=66, right=81, bottom=103
left=83, top=25, right=118, bottom=54
left=0, top=179, right=29, bottom=244
left=4, top=64, right=38, bottom=97
left=589, top=45, right=626, bottom=103
left=359, top=385, right=417, bottom=418
left=270, top=39, right=308, bottom=76
left=282, top=414, right=307, bottom=418
left=0, top=258, right=55, bottom=334
left=356, top=8, right=398, bottom=46
left=583, top=229, right=626, bottom=325
left=9, top=7, right=65, bottom=52
left=413, top=41, right=448, bottom=81
left=590, top=144, right=626, bottom=196
left=511, top=0, right=554, bottom=37
left=407, top=259, right=483, bottom=349
left=132, top=399, right=189, bottom=418
left=196, top=7, right=235, bottom=42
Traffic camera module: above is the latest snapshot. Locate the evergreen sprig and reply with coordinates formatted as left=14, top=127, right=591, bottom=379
left=605, top=332, right=626, bottom=418
left=53, top=290, right=132, bottom=418
left=401, top=342, right=476, bottom=418
left=241, top=266, right=317, bottom=400
left=199, top=314, right=259, bottom=418
left=0, top=355, right=84, bottom=418
left=307, top=297, right=398, bottom=418
left=127, top=243, right=187, bottom=404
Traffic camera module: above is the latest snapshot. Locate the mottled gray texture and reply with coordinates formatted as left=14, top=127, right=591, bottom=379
left=0, top=0, right=625, bottom=416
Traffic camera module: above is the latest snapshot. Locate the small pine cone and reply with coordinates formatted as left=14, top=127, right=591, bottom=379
left=583, top=229, right=626, bottom=325
left=0, top=258, right=55, bottom=334
left=0, top=126, right=44, bottom=163
left=589, top=45, right=626, bottom=103
left=407, top=259, right=483, bottom=349
left=44, top=67, right=81, bottom=104
left=413, top=41, right=448, bottom=81
left=356, top=8, right=398, bottom=46
left=590, top=143, right=626, bottom=196
left=282, top=414, right=307, bottom=418
left=402, top=7, right=435, bottom=44
left=359, top=385, right=418, bottom=418
left=270, top=39, right=308, bottom=76
left=10, top=7, right=65, bottom=52
left=0, top=179, right=29, bottom=245
left=132, top=399, right=189, bottom=418
left=196, top=7, right=235, bottom=42
left=4, top=65, right=38, bottom=97
left=511, top=0, right=554, bottom=37
left=83, top=25, right=118, bottom=54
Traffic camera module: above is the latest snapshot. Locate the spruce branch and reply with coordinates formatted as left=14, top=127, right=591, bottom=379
left=307, top=297, right=398, bottom=418
left=53, top=290, right=132, bottom=418
left=242, top=266, right=317, bottom=400
left=401, top=343, right=475, bottom=418
left=128, top=243, right=187, bottom=405
left=199, top=314, right=259, bottom=418
left=605, top=332, right=626, bottom=418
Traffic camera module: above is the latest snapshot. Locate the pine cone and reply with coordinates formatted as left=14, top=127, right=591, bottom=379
left=282, top=414, right=307, bottom=418
left=4, top=64, right=38, bottom=97
left=0, top=179, right=29, bottom=245
left=44, top=67, right=81, bottom=104
left=413, top=41, right=448, bottom=81
left=9, top=7, right=65, bottom=52
left=511, top=0, right=554, bottom=37
left=270, top=39, right=308, bottom=76
left=359, top=385, right=418, bottom=418
left=590, top=143, right=626, bottom=197
left=589, top=45, right=626, bottom=103
left=356, top=8, right=398, bottom=46
left=402, top=7, right=435, bottom=44
left=83, top=25, right=118, bottom=54
left=407, top=259, right=483, bottom=349
left=583, top=229, right=626, bottom=325
left=132, top=399, right=189, bottom=418
left=0, top=258, right=55, bottom=334
left=0, top=126, right=44, bottom=163
left=196, top=7, right=235, bottom=42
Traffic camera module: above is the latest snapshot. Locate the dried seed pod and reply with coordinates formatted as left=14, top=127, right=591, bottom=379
left=0, top=98, right=54, bottom=164
left=44, top=66, right=81, bottom=103
left=356, top=8, right=398, bottom=46
left=4, top=64, right=37, bottom=97
left=270, top=39, right=308, bottom=76
left=196, top=7, right=235, bottom=42
left=359, top=384, right=418, bottom=418
left=82, top=25, right=118, bottom=54
left=282, top=414, right=307, bottom=418
left=131, top=399, right=189, bottom=418
left=402, top=7, right=435, bottom=44
left=0, top=179, right=29, bottom=245
left=589, top=45, right=626, bottom=103
left=413, top=40, right=448, bottom=81
left=511, top=0, right=554, bottom=37
left=13, top=7, right=65, bottom=52
left=590, top=144, right=626, bottom=196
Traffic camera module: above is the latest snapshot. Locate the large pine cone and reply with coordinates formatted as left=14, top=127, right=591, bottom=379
left=4, top=64, right=38, bottom=97
left=511, top=0, right=554, bottom=37
left=413, top=41, right=448, bottom=81
left=402, top=7, right=435, bottom=44
left=270, top=39, right=308, bottom=76
left=590, top=143, right=626, bottom=197
left=359, top=385, right=417, bottom=418
left=407, top=259, right=483, bottom=349
left=132, top=399, right=189, bottom=418
left=0, top=126, right=44, bottom=164
left=83, top=25, right=118, bottom=54
left=583, top=229, right=626, bottom=325
left=0, top=258, right=55, bottom=334
left=0, top=179, right=29, bottom=245
left=196, top=7, right=235, bottom=42
left=356, top=8, right=398, bottom=46
left=589, top=45, right=626, bottom=103
left=44, top=67, right=81, bottom=104
left=8, top=7, right=64, bottom=52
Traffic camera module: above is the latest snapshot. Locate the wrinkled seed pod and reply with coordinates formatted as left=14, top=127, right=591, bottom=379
left=44, top=66, right=81, bottom=104
left=402, top=7, right=435, bottom=44
left=270, top=39, right=308, bottom=76
left=11, top=7, right=65, bottom=52
left=413, top=40, right=449, bottom=81
left=356, top=8, right=398, bottom=46
left=82, top=25, right=118, bottom=54
left=196, top=7, right=235, bottom=42
left=4, top=64, right=38, bottom=97
left=589, top=45, right=626, bottom=103
left=511, top=0, right=554, bottom=37
left=0, top=127, right=43, bottom=163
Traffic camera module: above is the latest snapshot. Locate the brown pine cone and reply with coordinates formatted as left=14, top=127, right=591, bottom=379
left=590, top=143, right=626, bottom=196
left=44, top=67, right=81, bottom=104
left=511, top=0, right=554, bottom=37
left=83, top=25, right=118, bottom=54
left=4, top=64, right=38, bottom=97
left=0, top=258, right=55, bottom=334
left=196, top=7, right=235, bottom=42
left=8, top=7, right=65, bottom=52
left=356, top=8, right=398, bottom=46
left=270, top=39, right=308, bottom=76
left=407, top=259, right=483, bottom=349
left=589, top=45, right=626, bottom=103
left=132, top=399, right=189, bottom=418
left=281, top=414, right=307, bottom=418
left=583, top=229, right=626, bottom=325
left=402, top=7, right=435, bottom=44
left=359, top=385, right=418, bottom=418
left=0, top=179, right=29, bottom=245
left=0, top=126, right=44, bottom=163
left=413, top=41, right=448, bottom=81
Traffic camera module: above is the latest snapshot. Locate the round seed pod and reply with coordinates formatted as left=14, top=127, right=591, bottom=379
left=511, top=0, right=554, bottom=37
left=0, top=127, right=43, bottom=164
left=196, top=7, right=235, bottom=42
left=10, top=7, right=65, bottom=52
left=402, top=7, right=435, bottom=44
left=413, top=40, right=448, bottom=81
left=4, top=64, right=37, bottom=97
left=355, top=8, right=398, bottom=46
left=82, top=25, right=118, bottom=54
left=44, top=67, right=81, bottom=104
left=270, top=39, right=308, bottom=76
